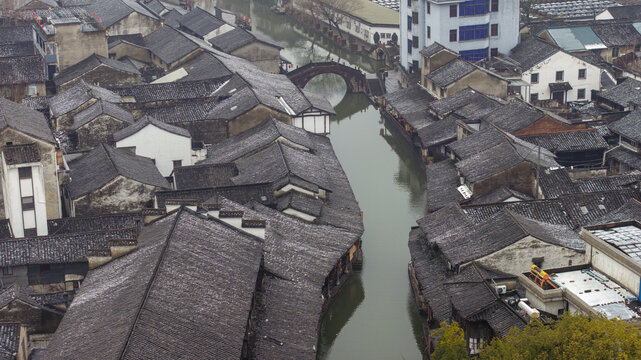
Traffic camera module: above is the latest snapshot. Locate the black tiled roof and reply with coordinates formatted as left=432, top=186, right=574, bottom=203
left=469, top=186, right=533, bottom=205
left=72, top=100, right=134, bottom=130
left=430, top=88, right=500, bottom=117
left=592, top=23, right=641, bottom=47
left=604, top=5, right=641, bottom=20
left=0, top=42, right=35, bottom=58
left=609, top=109, right=641, bottom=142
left=53, top=54, right=140, bottom=87
left=144, top=25, right=199, bottom=65
left=597, top=77, right=641, bottom=109
left=170, top=52, right=233, bottom=82
left=416, top=113, right=457, bottom=147
left=107, top=34, right=145, bottom=47
left=0, top=97, right=54, bottom=143
left=47, top=213, right=141, bottom=235
left=419, top=42, right=447, bottom=57
left=0, top=55, right=46, bottom=86
left=112, top=115, right=190, bottom=141
left=425, top=159, right=465, bottom=213
left=481, top=101, right=544, bottom=133
left=384, top=86, right=434, bottom=130
left=276, top=191, right=323, bottom=217
left=108, top=78, right=226, bottom=103
left=155, top=183, right=275, bottom=208
left=67, top=144, right=170, bottom=199
left=426, top=58, right=476, bottom=87
left=49, top=81, right=123, bottom=118
left=520, top=129, right=608, bottom=152
left=173, top=163, right=238, bottom=190
left=0, top=26, right=34, bottom=45
left=606, top=146, right=641, bottom=171
left=45, top=209, right=264, bottom=359
left=86, top=0, right=159, bottom=28
left=2, top=143, right=40, bottom=165
left=589, top=198, right=641, bottom=225
left=509, top=37, right=559, bottom=71
left=142, top=102, right=214, bottom=124
left=178, top=7, right=225, bottom=38
left=0, top=323, right=20, bottom=360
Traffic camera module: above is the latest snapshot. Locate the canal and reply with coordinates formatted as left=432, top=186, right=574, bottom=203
left=202, top=1, right=429, bottom=358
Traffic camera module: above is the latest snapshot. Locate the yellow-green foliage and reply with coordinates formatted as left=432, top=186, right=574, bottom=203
left=432, top=322, right=468, bottom=360
left=480, top=314, right=641, bottom=360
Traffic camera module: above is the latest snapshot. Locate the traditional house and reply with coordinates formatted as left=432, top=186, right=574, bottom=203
left=114, top=115, right=192, bottom=177
left=71, top=100, right=134, bottom=151
left=86, top=0, right=162, bottom=36
left=0, top=284, right=64, bottom=335
left=607, top=109, right=641, bottom=173
left=177, top=6, right=233, bottom=41
left=65, top=144, right=170, bottom=216
left=0, top=26, right=47, bottom=102
left=49, top=81, right=124, bottom=130
left=143, top=25, right=203, bottom=70
left=53, top=54, right=141, bottom=91
left=509, top=37, right=602, bottom=104
left=0, top=98, right=61, bottom=236
left=0, top=323, right=28, bottom=360
left=597, top=77, right=641, bottom=112
left=518, top=129, right=608, bottom=168
left=106, top=33, right=150, bottom=63
left=31, top=7, right=108, bottom=73
left=419, top=43, right=508, bottom=99
left=208, top=27, right=283, bottom=73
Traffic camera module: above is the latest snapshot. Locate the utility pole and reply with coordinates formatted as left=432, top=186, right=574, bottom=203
left=535, top=139, right=541, bottom=199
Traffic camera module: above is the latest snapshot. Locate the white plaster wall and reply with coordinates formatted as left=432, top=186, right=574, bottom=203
left=283, top=208, right=317, bottom=222
left=522, top=51, right=601, bottom=103
left=115, top=124, right=192, bottom=177
left=4, top=165, right=47, bottom=238
left=587, top=243, right=641, bottom=297
left=294, top=114, right=329, bottom=134
left=204, top=24, right=235, bottom=41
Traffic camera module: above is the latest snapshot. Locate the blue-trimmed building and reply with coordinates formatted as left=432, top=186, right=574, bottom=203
left=400, top=0, right=520, bottom=73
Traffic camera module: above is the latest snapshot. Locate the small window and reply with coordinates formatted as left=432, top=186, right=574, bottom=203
left=449, top=29, right=457, bottom=42
left=431, top=82, right=436, bottom=91
left=407, top=39, right=412, bottom=53
left=556, top=71, right=564, bottom=81
left=577, top=88, right=586, bottom=99
left=28, top=84, right=37, bottom=96
left=21, top=196, right=34, bottom=211
left=407, top=16, right=412, bottom=31
left=491, top=24, right=498, bottom=36
left=530, top=93, right=539, bottom=102
left=568, top=259, right=573, bottom=266
left=613, top=47, right=619, bottom=57
left=450, top=4, right=457, bottom=17
left=2, top=267, right=12, bottom=276
left=491, top=0, right=499, bottom=12
left=440, top=87, right=445, bottom=97
left=427, top=26, right=431, bottom=39
left=412, top=12, right=418, bottom=25
left=427, top=2, right=430, bottom=13
left=407, top=0, right=411, bottom=6
left=23, top=228, right=37, bottom=237
left=412, top=36, right=418, bottom=48
left=490, top=48, right=498, bottom=57
left=531, top=73, right=539, bottom=84
left=173, top=160, right=182, bottom=169
left=578, top=68, right=586, bottom=79
left=18, top=167, right=32, bottom=179
left=412, top=60, right=419, bottom=72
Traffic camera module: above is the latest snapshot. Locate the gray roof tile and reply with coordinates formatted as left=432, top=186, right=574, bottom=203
left=0, top=97, right=54, bottom=143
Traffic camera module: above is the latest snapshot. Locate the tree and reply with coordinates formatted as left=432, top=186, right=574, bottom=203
left=480, top=314, right=641, bottom=360
left=431, top=322, right=468, bottom=360
left=297, top=0, right=360, bottom=38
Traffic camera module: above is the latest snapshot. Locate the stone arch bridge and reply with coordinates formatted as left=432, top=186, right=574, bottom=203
left=287, top=61, right=369, bottom=94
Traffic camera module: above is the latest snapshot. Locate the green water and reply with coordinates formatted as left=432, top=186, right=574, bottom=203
left=202, top=1, right=429, bottom=358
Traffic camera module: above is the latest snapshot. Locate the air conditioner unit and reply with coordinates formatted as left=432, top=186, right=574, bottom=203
left=495, top=285, right=507, bottom=295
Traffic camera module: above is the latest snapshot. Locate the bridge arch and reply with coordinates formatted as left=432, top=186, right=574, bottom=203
left=286, top=61, right=369, bottom=94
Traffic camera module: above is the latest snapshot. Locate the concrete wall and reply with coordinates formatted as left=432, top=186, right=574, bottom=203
left=0, top=129, right=61, bottom=220
left=445, top=70, right=508, bottom=99
left=402, top=0, right=520, bottom=71
left=106, top=12, right=161, bottom=37
left=72, top=176, right=159, bottom=216
left=108, top=42, right=151, bottom=63
left=58, top=65, right=141, bottom=91
left=75, top=115, right=130, bottom=151
left=53, top=24, right=108, bottom=71
left=469, top=161, right=535, bottom=198
left=115, top=124, right=192, bottom=177
left=522, top=51, right=601, bottom=103
left=473, top=236, right=586, bottom=276
left=232, top=42, right=281, bottom=74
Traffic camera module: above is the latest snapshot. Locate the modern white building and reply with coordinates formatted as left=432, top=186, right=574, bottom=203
left=114, top=116, right=193, bottom=177
left=400, top=0, right=520, bottom=73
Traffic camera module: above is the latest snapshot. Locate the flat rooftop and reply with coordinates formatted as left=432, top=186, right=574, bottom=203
left=591, top=225, right=641, bottom=264
left=551, top=268, right=640, bottom=319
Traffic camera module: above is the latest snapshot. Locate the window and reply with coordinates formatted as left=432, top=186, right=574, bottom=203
left=427, top=26, right=431, bottom=39
left=18, top=167, right=32, bottom=179
left=491, top=0, right=499, bottom=11
left=28, top=84, right=37, bottom=96
left=440, top=88, right=445, bottom=97
left=459, top=24, right=489, bottom=41
left=490, top=47, right=498, bottom=57
left=556, top=71, right=564, bottom=81
left=460, top=48, right=489, bottom=62
left=412, top=36, right=418, bottom=48
left=21, top=196, right=34, bottom=211
left=577, top=88, right=586, bottom=99
left=412, top=12, right=418, bottom=24
left=450, top=4, right=457, bottom=17
left=407, top=0, right=411, bottom=6
left=407, top=16, right=412, bottom=30
left=427, top=2, right=430, bottom=13
left=407, top=39, right=412, bottom=53
left=173, top=160, right=182, bottom=169
left=459, top=0, right=489, bottom=16
left=432, top=82, right=436, bottom=91
left=491, top=24, right=498, bottom=36
left=613, top=47, right=619, bottom=57
left=530, top=93, right=538, bottom=102
left=412, top=60, right=419, bottom=72
left=531, top=73, right=539, bottom=84
left=449, top=29, right=457, bottom=42
left=578, top=68, right=586, bottom=79
left=2, top=267, right=12, bottom=276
